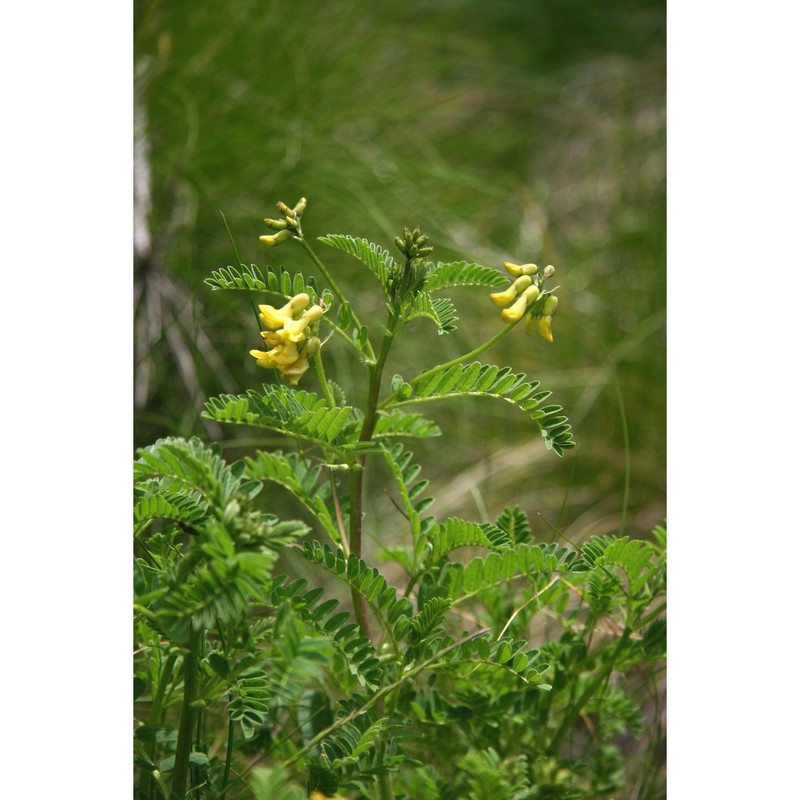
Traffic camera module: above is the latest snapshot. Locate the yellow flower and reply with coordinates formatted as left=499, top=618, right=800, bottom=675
left=501, top=285, right=540, bottom=323
left=281, top=350, right=312, bottom=385
left=538, top=314, right=554, bottom=343
left=282, top=304, right=324, bottom=342
left=250, top=293, right=324, bottom=386
left=503, top=261, right=538, bottom=277
left=258, top=294, right=310, bottom=329
left=258, top=229, right=292, bottom=246
left=490, top=275, right=532, bottom=308
left=542, top=295, right=559, bottom=315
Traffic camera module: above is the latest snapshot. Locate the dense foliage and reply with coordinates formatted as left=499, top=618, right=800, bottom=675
left=134, top=200, right=665, bottom=799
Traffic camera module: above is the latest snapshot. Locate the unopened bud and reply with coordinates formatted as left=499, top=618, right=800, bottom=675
left=293, top=197, right=307, bottom=217
left=542, top=265, right=555, bottom=278
left=304, top=336, right=321, bottom=357
left=501, top=293, right=529, bottom=323
left=259, top=229, right=292, bottom=246
left=538, top=314, right=554, bottom=343
left=263, top=217, right=288, bottom=230
left=522, top=285, right=540, bottom=305
left=503, top=261, right=538, bottom=277
left=490, top=275, right=532, bottom=308
left=276, top=201, right=296, bottom=219
left=542, top=295, right=559, bottom=315
left=501, top=282, right=540, bottom=323
left=287, top=293, right=311, bottom=313
left=525, top=314, right=538, bottom=336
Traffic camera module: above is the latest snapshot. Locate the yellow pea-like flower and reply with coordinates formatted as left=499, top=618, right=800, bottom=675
left=501, top=284, right=540, bottom=323
left=260, top=329, right=289, bottom=346
left=249, top=347, right=278, bottom=368
left=281, top=350, right=312, bottom=385
left=258, top=294, right=310, bottom=329
left=490, top=275, right=532, bottom=307
left=501, top=294, right=529, bottom=322
left=282, top=304, right=324, bottom=341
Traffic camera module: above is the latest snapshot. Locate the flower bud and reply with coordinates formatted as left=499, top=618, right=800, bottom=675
left=542, top=264, right=555, bottom=278
left=542, top=294, right=559, bottom=315
left=503, top=261, right=538, bottom=277
left=304, top=336, right=321, bottom=357
left=287, top=293, right=311, bottom=313
left=259, top=229, right=292, bottom=246
left=538, top=314, right=554, bottom=343
left=293, top=197, right=307, bottom=217
left=276, top=201, right=296, bottom=219
left=522, top=284, right=540, bottom=305
left=489, top=275, right=532, bottom=308
left=525, top=314, right=538, bottom=336
left=501, top=294, right=529, bottom=323
left=263, top=218, right=288, bottom=230
left=501, top=283, right=540, bottom=323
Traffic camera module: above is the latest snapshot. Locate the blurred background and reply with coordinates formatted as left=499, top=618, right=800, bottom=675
left=134, top=0, right=665, bottom=548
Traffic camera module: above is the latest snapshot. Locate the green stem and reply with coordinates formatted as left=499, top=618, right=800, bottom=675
left=171, top=630, right=202, bottom=800
left=296, top=234, right=376, bottom=362
left=140, top=651, right=179, bottom=798
left=348, top=462, right=371, bottom=638
left=281, top=628, right=491, bottom=770
left=547, top=628, right=631, bottom=756
left=219, top=713, right=236, bottom=800
left=312, top=347, right=336, bottom=408
left=380, top=319, right=519, bottom=409
left=348, top=317, right=399, bottom=637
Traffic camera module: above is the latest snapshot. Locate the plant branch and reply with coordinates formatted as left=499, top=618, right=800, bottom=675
left=296, top=233, right=376, bottom=362
left=171, top=630, right=202, bottom=800
left=380, top=318, right=520, bottom=408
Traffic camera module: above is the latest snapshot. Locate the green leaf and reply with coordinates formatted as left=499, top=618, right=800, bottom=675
left=402, top=292, right=458, bottom=334
left=318, top=233, right=394, bottom=297
left=373, top=410, right=441, bottom=439
left=427, top=518, right=510, bottom=562
left=203, top=386, right=356, bottom=451
left=424, top=261, right=508, bottom=292
left=204, top=263, right=268, bottom=291
left=496, top=505, right=532, bottom=545
left=391, top=361, right=575, bottom=456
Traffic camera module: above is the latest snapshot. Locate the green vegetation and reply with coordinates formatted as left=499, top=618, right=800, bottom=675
left=134, top=3, right=665, bottom=797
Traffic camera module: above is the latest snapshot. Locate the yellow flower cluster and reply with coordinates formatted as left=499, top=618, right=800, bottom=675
left=490, top=261, right=559, bottom=342
left=249, top=293, right=323, bottom=385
